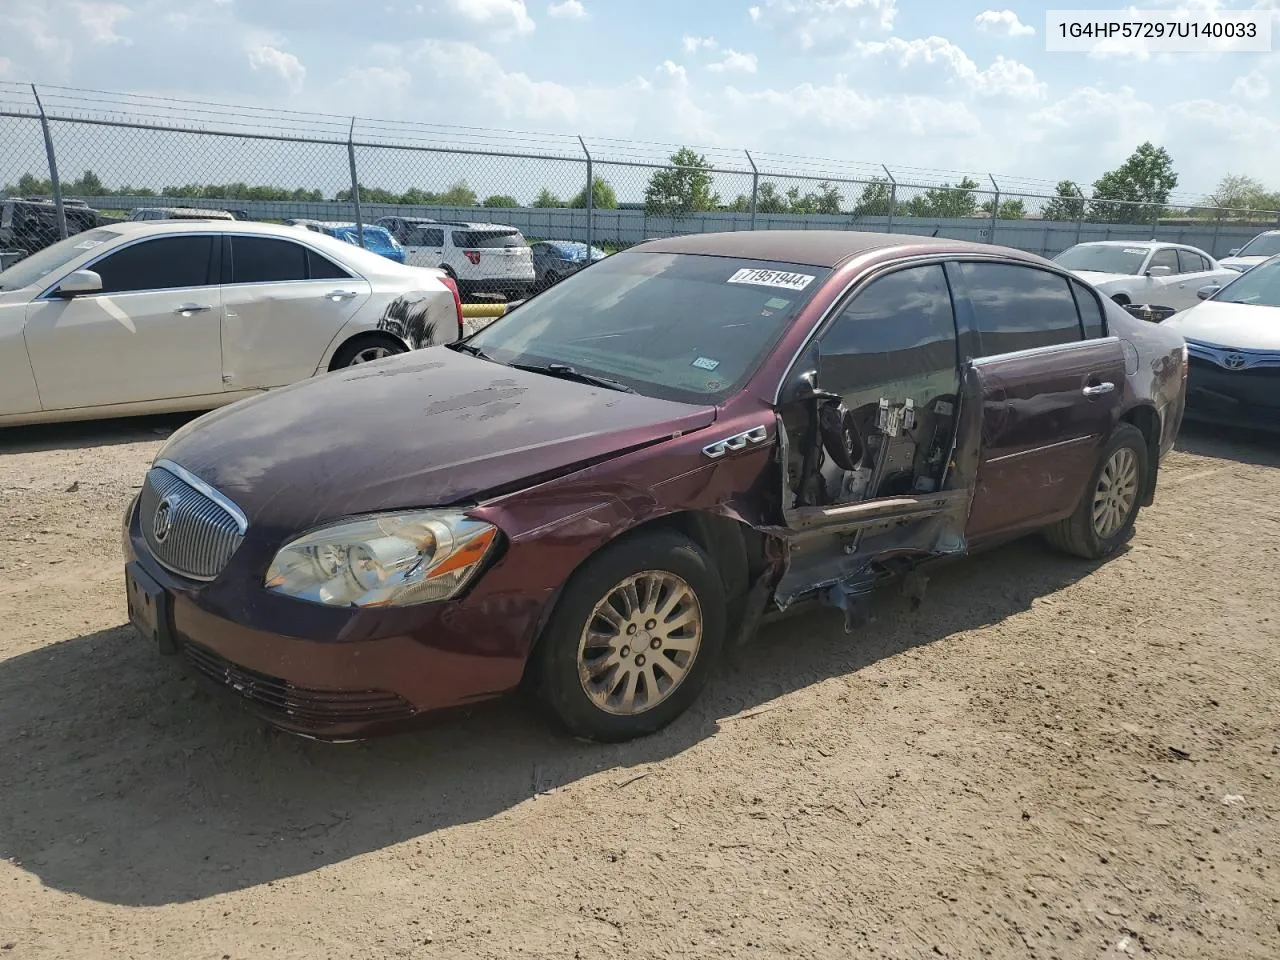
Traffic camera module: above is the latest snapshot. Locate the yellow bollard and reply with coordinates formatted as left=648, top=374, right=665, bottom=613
left=461, top=302, right=509, bottom=319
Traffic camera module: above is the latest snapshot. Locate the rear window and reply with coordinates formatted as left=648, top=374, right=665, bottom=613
left=453, top=229, right=523, bottom=249
left=467, top=251, right=829, bottom=403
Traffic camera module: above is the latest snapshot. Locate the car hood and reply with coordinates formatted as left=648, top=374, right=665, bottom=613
left=157, top=347, right=717, bottom=530
left=1219, top=256, right=1266, bottom=270
left=1069, top=270, right=1131, bottom=288
left=1162, top=300, right=1280, bottom=350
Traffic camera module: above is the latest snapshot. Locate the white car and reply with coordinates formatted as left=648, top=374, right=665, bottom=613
left=0, top=220, right=463, bottom=427
left=1161, top=254, right=1280, bottom=432
left=375, top=217, right=535, bottom=300
left=1053, top=241, right=1238, bottom=313
left=1219, top=229, right=1280, bottom=274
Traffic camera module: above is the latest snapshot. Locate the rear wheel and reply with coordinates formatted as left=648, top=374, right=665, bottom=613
left=1043, top=423, right=1148, bottom=559
left=533, top=530, right=726, bottom=742
left=331, top=336, right=406, bottom=368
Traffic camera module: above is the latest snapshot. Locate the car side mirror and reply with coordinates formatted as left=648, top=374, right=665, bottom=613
left=1196, top=284, right=1220, bottom=301
left=1228, top=248, right=1241, bottom=256
left=54, top=269, right=103, bottom=297
left=781, top=368, right=841, bottom=406
left=1146, top=265, right=1172, bottom=278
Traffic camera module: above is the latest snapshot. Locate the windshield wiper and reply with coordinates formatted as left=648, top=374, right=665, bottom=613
left=510, top=361, right=635, bottom=393
left=448, top=341, right=500, bottom=363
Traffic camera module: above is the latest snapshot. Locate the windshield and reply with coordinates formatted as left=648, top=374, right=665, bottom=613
left=455, top=229, right=523, bottom=249
left=0, top=228, right=121, bottom=291
left=1212, top=257, right=1280, bottom=307
left=1236, top=234, right=1280, bottom=258
left=466, top=251, right=829, bottom=403
left=1053, top=245, right=1148, bottom=276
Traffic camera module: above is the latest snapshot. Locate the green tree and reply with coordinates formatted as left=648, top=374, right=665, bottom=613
left=1089, top=142, right=1178, bottom=222
left=532, top=187, right=563, bottom=208
left=980, top=197, right=1026, bottom=219
left=643, top=146, right=720, bottom=218
left=568, top=177, right=618, bottom=209
left=755, top=181, right=788, bottom=214
left=852, top=177, right=894, bottom=217
left=1041, top=180, right=1086, bottom=221
left=1203, top=174, right=1280, bottom=214
left=785, top=181, right=842, bottom=215
left=723, top=195, right=752, bottom=212
left=905, top=177, right=981, bottom=218
left=437, top=181, right=477, bottom=206
left=484, top=194, right=519, bottom=208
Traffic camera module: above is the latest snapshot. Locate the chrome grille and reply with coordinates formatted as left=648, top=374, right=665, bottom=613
left=139, top=460, right=246, bottom=581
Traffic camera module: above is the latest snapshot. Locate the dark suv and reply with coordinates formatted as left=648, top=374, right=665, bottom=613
left=0, top=198, right=100, bottom=258
left=123, top=231, right=1189, bottom=744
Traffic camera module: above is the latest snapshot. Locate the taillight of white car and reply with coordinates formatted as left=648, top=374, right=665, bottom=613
left=438, top=273, right=465, bottom=340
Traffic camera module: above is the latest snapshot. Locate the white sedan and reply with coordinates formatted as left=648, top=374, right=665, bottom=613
left=1162, top=254, right=1280, bottom=431
left=0, top=220, right=463, bottom=426
left=1219, top=229, right=1280, bottom=274
left=1052, top=241, right=1238, bottom=313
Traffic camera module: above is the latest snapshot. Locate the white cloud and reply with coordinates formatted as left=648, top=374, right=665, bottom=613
left=856, top=36, right=1047, bottom=100
left=1230, top=69, right=1271, bottom=101
left=682, top=35, right=717, bottom=53
left=247, top=44, right=306, bottom=93
left=442, top=0, right=535, bottom=36
left=749, top=0, right=899, bottom=53
left=658, top=59, right=688, bottom=82
left=974, top=9, right=1035, bottom=37
left=547, top=0, right=586, bottom=19
left=72, top=2, right=131, bottom=45
left=706, top=49, right=758, bottom=73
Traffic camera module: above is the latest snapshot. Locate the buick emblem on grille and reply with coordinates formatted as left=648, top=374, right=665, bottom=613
left=1223, top=352, right=1247, bottom=370
left=153, top=496, right=177, bottom=543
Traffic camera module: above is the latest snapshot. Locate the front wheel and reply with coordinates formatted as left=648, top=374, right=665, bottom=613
left=1043, top=423, right=1148, bottom=559
left=533, top=530, right=726, bottom=742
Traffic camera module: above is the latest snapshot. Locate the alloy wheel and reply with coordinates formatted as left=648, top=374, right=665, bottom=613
left=348, top=346, right=394, bottom=365
left=577, top=570, right=703, bottom=716
left=1092, top=446, right=1139, bottom=539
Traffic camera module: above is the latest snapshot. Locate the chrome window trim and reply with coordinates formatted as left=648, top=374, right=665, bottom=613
left=969, top=335, right=1122, bottom=367
left=153, top=458, right=248, bottom=534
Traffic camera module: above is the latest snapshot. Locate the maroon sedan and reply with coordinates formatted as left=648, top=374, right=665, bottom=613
left=122, top=231, right=1188, bottom=742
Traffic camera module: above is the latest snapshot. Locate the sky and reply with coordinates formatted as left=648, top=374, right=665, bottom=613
left=0, top=0, right=1277, bottom=201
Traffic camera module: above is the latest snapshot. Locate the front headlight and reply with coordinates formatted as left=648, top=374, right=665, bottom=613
left=265, top=510, right=498, bottom=608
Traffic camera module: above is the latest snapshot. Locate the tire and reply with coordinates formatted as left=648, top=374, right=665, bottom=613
left=532, top=530, right=727, bottom=742
left=331, top=336, right=407, bottom=368
left=1043, top=423, right=1148, bottom=560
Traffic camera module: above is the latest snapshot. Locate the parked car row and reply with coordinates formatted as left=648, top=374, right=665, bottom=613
left=110, top=229, right=1189, bottom=745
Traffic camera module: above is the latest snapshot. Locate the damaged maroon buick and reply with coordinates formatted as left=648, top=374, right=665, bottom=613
left=123, top=231, right=1188, bottom=742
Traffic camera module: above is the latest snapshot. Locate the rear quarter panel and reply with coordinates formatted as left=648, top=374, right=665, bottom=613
left=1106, top=300, right=1187, bottom=456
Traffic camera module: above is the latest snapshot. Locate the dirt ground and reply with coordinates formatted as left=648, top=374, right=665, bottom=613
left=0, top=415, right=1277, bottom=960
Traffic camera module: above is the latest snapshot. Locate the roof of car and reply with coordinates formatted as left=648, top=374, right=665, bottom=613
left=636, top=230, right=1045, bottom=269
left=1072, top=240, right=1199, bottom=250
left=133, top=207, right=236, bottom=218
left=101, top=219, right=365, bottom=240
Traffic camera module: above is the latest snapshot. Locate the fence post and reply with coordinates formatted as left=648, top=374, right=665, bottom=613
left=347, top=117, right=365, bottom=248
left=1211, top=207, right=1223, bottom=258
left=30, top=85, right=68, bottom=241
left=882, top=164, right=897, bottom=234
left=578, top=135, right=593, bottom=249
left=1074, top=184, right=1086, bottom=245
left=987, top=174, right=999, bottom=245
left=744, top=149, right=759, bottom=230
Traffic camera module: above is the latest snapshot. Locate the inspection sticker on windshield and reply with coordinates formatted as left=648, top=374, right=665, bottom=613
left=691, top=357, right=720, bottom=371
left=727, top=268, right=814, bottom=291
left=1123, top=247, right=1147, bottom=255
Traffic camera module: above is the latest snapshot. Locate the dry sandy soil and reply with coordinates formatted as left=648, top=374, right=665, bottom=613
left=0, top=415, right=1277, bottom=960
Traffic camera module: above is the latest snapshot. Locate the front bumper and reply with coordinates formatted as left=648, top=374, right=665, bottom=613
left=122, top=497, right=550, bottom=739
left=1184, top=358, right=1280, bottom=433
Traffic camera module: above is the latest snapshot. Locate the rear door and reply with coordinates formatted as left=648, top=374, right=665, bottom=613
left=403, top=226, right=444, bottom=268
left=951, top=261, right=1126, bottom=541
left=219, top=234, right=371, bottom=390
left=1172, top=249, right=1220, bottom=307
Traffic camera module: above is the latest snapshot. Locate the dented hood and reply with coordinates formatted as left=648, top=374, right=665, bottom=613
left=157, top=347, right=716, bottom=530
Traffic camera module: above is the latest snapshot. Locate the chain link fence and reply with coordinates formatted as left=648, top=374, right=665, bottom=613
left=3, top=82, right=1279, bottom=273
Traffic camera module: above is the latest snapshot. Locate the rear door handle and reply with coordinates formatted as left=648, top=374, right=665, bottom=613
left=1082, top=381, right=1115, bottom=397
left=325, top=290, right=358, bottom=302
left=174, top=303, right=212, bottom=315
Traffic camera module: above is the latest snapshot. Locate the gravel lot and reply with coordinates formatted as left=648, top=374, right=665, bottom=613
left=0, top=415, right=1277, bottom=960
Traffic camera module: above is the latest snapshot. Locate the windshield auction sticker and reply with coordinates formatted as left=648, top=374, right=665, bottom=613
left=1046, top=10, right=1271, bottom=53
left=727, top=268, right=815, bottom=291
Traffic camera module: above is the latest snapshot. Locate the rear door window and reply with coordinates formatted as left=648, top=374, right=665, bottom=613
left=956, top=262, right=1084, bottom=357
left=1069, top=279, right=1107, bottom=339
left=1177, top=249, right=1209, bottom=273
left=93, top=236, right=214, bottom=293
left=229, top=237, right=309, bottom=284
